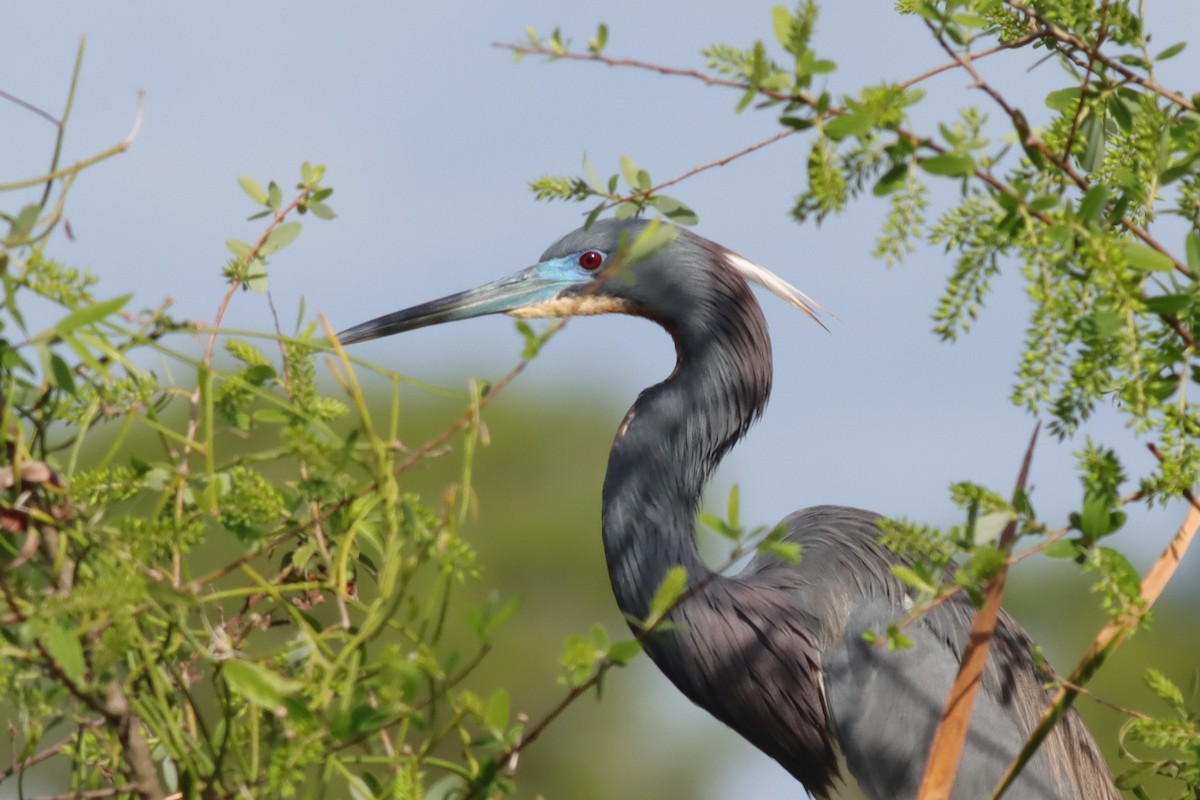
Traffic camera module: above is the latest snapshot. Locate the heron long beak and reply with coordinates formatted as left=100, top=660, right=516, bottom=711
left=336, top=264, right=571, bottom=344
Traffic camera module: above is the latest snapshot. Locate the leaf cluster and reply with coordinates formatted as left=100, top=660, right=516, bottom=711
left=1, top=103, right=524, bottom=799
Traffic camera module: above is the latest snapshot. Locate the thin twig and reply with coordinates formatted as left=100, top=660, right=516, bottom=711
left=0, top=88, right=61, bottom=125
left=495, top=43, right=814, bottom=105
left=0, top=91, right=144, bottom=193
left=898, top=31, right=1047, bottom=89
left=0, top=736, right=73, bottom=783
left=595, top=127, right=797, bottom=215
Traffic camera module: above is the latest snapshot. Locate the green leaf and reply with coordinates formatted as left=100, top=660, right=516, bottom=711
left=873, top=163, right=908, bottom=197
left=1077, top=185, right=1108, bottom=223
left=949, top=12, right=988, bottom=28
left=330, top=704, right=393, bottom=741
left=581, top=153, right=605, bottom=195
left=651, top=195, right=698, bottom=226
left=484, top=689, right=510, bottom=733
left=735, top=86, right=758, bottom=113
left=824, top=111, right=872, bottom=140
left=614, top=201, right=640, bottom=220
left=587, top=23, right=608, bottom=55
left=607, top=639, right=641, bottom=666
left=1155, top=42, right=1186, bottom=61
left=466, top=594, right=522, bottom=640
left=619, top=155, right=640, bottom=190
left=1186, top=232, right=1200, bottom=272
left=252, top=408, right=291, bottom=424
left=1085, top=309, right=1123, bottom=340
left=757, top=539, right=801, bottom=562
left=918, top=154, right=975, bottom=177
left=238, top=175, right=268, bottom=205
left=1143, top=294, right=1191, bottom=315
left=49, top=353, right=76, bottom=395
left=43, top=621, right=86, bottom=685
left=258, top=222, right=302, bottom=257
left=223, top=659, right=303, bottom=710
left=890, top=564, right=937, bottom=595
left=624, top=219, right=678, bottom=264
left=306, top=201, right=336, bottom=220
left=226, top=239, right=252, bottom=259
left=300, top=161, right=325, bottom=184
left=1077, top=492, right=1122, bottom=541
left=1045, top=87, right=1083, bottom=112
left=1079, top=114, right=1105, bottom=172
left=1043, top=540, right=1082, bottom=560
left=55, top=294, right=132, bottom=335
left=7, top=203, right=40, bottom=242
left=1121, top=242, right=1174, bottom=272
left=646, top=565, right=688, bottom=628
left=772, top=5, right=795, bottom=50
left=780, top=115, right=815, bottom=131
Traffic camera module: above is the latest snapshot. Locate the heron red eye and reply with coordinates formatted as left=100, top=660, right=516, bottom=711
left=578, top=250, right=605, bottom=271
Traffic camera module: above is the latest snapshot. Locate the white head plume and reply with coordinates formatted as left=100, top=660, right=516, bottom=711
left=721, top=249, right=832, bottom=331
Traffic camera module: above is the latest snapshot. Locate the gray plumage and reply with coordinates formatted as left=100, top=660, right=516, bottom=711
left=339, top=218, right=1119, bottom=799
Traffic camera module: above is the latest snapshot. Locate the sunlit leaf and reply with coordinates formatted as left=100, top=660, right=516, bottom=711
left=238, top=175, right=268, bottom=205
left=1121, top=242, right=1173, bottom=272
left=258, top=222, right=302, bottom=257
left=919, top=154, right=975, bottom=177
left=55, top=294, right=132, bottom=335
left=43, top=622, right=86, bottom=685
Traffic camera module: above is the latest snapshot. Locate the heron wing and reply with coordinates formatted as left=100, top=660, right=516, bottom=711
left=742, top=505, right=1114, bottom=800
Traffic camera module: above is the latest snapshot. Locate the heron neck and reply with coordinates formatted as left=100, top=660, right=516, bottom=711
left=599, top=277, right=772, bottom=625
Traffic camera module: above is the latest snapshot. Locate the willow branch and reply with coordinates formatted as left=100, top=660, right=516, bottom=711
left=1002, top=0, right=1196, bottom=113
left=990, top=445, right=1200, bottom=798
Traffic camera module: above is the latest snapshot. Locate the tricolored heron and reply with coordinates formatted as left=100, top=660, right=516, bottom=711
left=338, top=219, right=1118, bottom=799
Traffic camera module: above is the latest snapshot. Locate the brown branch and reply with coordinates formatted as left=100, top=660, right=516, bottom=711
left=898, top=31, right=1047, bottom=90
left=0, top=736, right=74, bottom=783
left=916, top=423, right=1040, bottom=800
left=1060, top=0, right=1108, bottom=158
left=578, top=127, right=798, bottom=222
left=102, top=682, right=165, bottom=800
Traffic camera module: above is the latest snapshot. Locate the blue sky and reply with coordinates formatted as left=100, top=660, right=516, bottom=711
left=4, top=3, right=1199, bottom=797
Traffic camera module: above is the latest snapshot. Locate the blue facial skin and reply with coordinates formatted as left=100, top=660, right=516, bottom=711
left=335, top=251, right=607, bottom=344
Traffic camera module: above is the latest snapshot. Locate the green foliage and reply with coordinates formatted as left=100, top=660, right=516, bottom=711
left=530, top=153, right=699, bottom=228
left=1, top=76, right=530, bottom=798
left=1116, top=670, right=1200, bottom=796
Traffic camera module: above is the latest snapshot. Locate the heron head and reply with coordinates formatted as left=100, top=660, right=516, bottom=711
left=336, top=218, right=824, bottom=345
